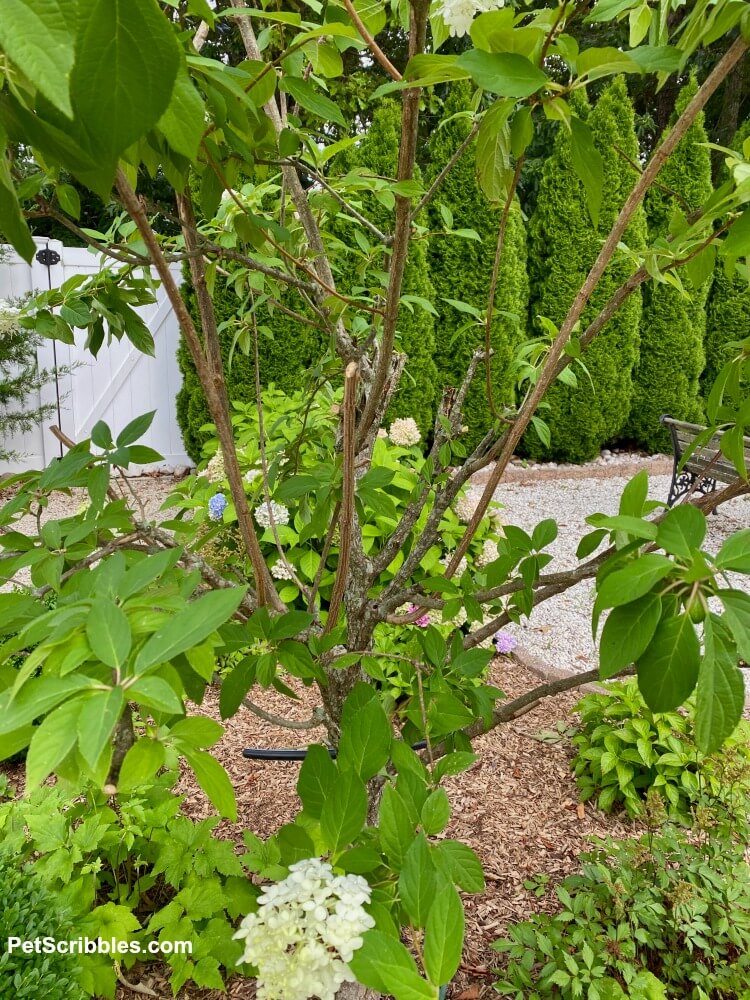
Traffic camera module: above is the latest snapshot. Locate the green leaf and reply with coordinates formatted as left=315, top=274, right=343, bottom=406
left=116, top=410, right=155, bottom=447
left=297, top=744, right=337, bottom=819
left=378, top=783, right=417, bottom=869
left=117, top=738, right=165, bottom=790
left=134, top=587, right=245, bottom=672
left=599, top=594, right=662, bottom=678
left=281, top=77, right=346, bottom=127
left=656, top=504, right=706, bottom=559
left=118, top=548, right=182, bottom=601
left=56, top=182, right=81, bottom=218
left=718, top=589, right=750, bottom=662
left=0, top=0, right=77, bottom=116
left=421, top=788, right=451, bottom=835
left=0, top=675, right=93, bottom=734
left=338, top=687, right=392, bottom=780
left=157, top=62, right=205, bottom=160
left=576, top=46, right=640, bottom=81
left=77, top=687, right=125, bottom=771
left=695, top=616, right=745, bottom=753
left=128, top=676, right=183, bottom=715
left=69, top=0, right=181, bottom=190
left=320, top=768, right=368, bottom=853
left=716, top=529, right=750, bottom=573
left=475, top=100, right=513, bottom=202
left=399, top=833, right=436, bottom=928
left=637, top=613, right=700, bottom=711
left=0, top=135, right=36, bottom=262
left=433, top=840, right=485, bottom=892
left=349, top=930, right=435, bottom=1000
left=86, top=599, right=132, bottom=669
left=569, top=117, right=603, bottom=227
left=597, top=553, right=674, bottom=609
left=424, top=882, right=464, bottom=985
left=26, top=696, right=83, bottom=788
left=456, top=50, right=548, bottom=97
left=182, top=746, right=237, bottom=821
left=169, top=715, right=223, bottom=748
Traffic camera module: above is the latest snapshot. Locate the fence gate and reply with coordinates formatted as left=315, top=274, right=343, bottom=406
left=0, top=239, right=192, bottom=475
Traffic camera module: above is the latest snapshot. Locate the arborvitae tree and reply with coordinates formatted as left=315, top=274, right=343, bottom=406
left=176, top=277, right=324, bottom=463
left=702, top=117, right=750, bottom=398
left=523, top=78, right=647, bottom=463
left=627, top=76, right=714, bottom=452
left=333, top=101, right=438, bottom=435
left=427, top=82, right=528, bottom=451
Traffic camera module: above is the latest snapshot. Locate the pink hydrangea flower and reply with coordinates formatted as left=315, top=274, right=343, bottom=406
left=406, top=603, right=431, bottom=628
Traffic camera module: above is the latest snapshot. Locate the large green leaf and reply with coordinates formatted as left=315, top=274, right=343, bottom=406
left=475, top=99, right=514, bottom=202
left=569, top=117, right=603, bottom=227
left=0, top=0, right=77, bottom=116
left=348, top=930, right=435, bottom=1000
left=432, top=840, right=485, bottom=892
left=128, top=676, right=183, bottom=715
left=117, top=738, right=165, bottom=791
left=86, top=599, right=132, bottom=669
left=597, top=553, right=674, bottom=609
left=637, top=613, right=700, bottom=711
left=156, top=62, right=205, bottom=161
left=281, top=77, right=345, bottom=127
left=695, top=616, right=745, bottom=753
left=718, top=589, right=750, bottom=662
left=77, top=687, right=125, bottom=770
left=297, top=744, right=337, bottom=819
left=398, top=834, right=437, bottom=928
left=320, top=768, right=368, bottom=853
left=338, top=687, right=392, bottom=780
left=26, top=696, right=84, bottom=788
left=715, top=529, right=750, bottom=573
left=182, top=746, right=237, bottom=821
left=599, top=593, right=662, bottom=677
left=0, top=675, right=94, bottom=735
left=456, top=50, right=548, bottom=97
left=423, top=882, right=464, bottom=986
left=378, top=783, right=417, bottom=869
left=656, top=504, right=706, bottom=559
left=0, top=129, right=36, bottom=261
left=69, top=0, right=181, bottom=185
left=134, top=587, right=246, bottom=673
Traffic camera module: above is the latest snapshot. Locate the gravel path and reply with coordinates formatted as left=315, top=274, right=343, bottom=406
left=487, top=472, right=750, bottom=679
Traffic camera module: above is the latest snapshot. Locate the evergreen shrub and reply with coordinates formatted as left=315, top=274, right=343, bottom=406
left=523, top=78, right=647, bottom=463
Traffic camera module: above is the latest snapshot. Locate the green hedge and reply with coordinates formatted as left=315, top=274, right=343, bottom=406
left=333, top=100, right=438, bottom=435
left=626, top=76, right=713, bottom=452
left=702, top=118, right=750, bottom=399
left=427, top=81, right=528, bottom=452
left=524, top=78, right=647, bottom=463
left=176, top=277, right=323, bottom=463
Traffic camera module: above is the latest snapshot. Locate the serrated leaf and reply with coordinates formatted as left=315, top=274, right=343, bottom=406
left=320, top=768, right=368, bottom=853
left=637, top=613, right=700, bottom=711
left=86, top=599, right=132, bottom=669
left=424, top=882, right=464, bottom=985
left=599, top=593, right=662, bottom=677
left=695, top=616, right=745, bottom=753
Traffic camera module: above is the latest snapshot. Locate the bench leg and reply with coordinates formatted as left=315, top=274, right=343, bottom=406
left=667, top=469, right=718, bottom=511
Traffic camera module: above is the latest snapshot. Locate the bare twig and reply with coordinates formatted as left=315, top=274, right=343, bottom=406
left=342, top=0, right=402, bottom=81
left=324, top=362, right=358, bottom=633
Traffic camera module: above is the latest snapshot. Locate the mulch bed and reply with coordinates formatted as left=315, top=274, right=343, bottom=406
left=74, top=658, right=634, bottom=999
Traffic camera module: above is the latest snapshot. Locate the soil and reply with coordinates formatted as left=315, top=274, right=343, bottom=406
left=6, top=658, right=633, bottom=1000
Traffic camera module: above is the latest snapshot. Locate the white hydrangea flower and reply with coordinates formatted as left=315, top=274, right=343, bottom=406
left=0, top=300, right=21, bottom=336
left=254, top=500, right=290, bottom=529
left=244, top=468, right=262, bottom=486
left=435, top=0, right=505, bottom=38
left=376, top=428, right=388, bottom=439
left=454, top=492, right=478, bottom=523
left=205, top=451, right=226, bottom=483
left=440, top=552, right=468, bottom=577
left=388, top=417, right=421, bottom=447
left=476, top=538, right=499, bottom=567
left=271, top=560, right=295, bottom=581
left=233, top=857, right=375, bottom=1000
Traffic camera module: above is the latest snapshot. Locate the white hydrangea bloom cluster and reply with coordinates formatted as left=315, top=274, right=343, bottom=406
left=244, top=468, right=261, bottom=486
left=435, top=0, right=505, bottom=37
left=271, top=560, right=295, bottom=580
left=476, top=538, right=499, bottom=567
left=440, top=552, right=468, bottom=576
left=233, top=857, right=374, bottom=1000
left=205, top=451, right=226, bottom=483
left=454, top=492, right=478, bottom=523
left=0, top=300, right=21, bottom=336
left=254, top=500, right=290, bottom=529
left=388, top=417, right=421, bottom=447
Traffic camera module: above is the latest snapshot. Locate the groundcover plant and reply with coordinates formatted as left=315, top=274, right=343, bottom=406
left=0, top=0, right=749, bottom=996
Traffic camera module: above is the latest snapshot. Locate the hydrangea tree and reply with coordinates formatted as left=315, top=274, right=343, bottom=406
left=0, top=1, right=749, bottom=997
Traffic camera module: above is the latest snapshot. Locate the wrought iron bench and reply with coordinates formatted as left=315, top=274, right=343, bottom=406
left=661, top=414, right=750, bottom=508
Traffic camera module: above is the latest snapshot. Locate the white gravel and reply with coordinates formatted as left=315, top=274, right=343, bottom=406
left=484, top=473, right=750, bottom=679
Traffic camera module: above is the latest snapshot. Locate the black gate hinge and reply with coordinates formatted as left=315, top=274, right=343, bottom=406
left=35, top=247, right=61, bottom=266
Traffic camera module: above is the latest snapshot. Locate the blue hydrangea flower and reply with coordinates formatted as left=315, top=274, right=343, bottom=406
left=208, top=492, right=228, bottom=522
left=494, top=630, right=517, bottom=655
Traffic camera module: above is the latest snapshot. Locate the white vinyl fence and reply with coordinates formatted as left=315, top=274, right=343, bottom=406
left=0, top=239, right=192, bottom=474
